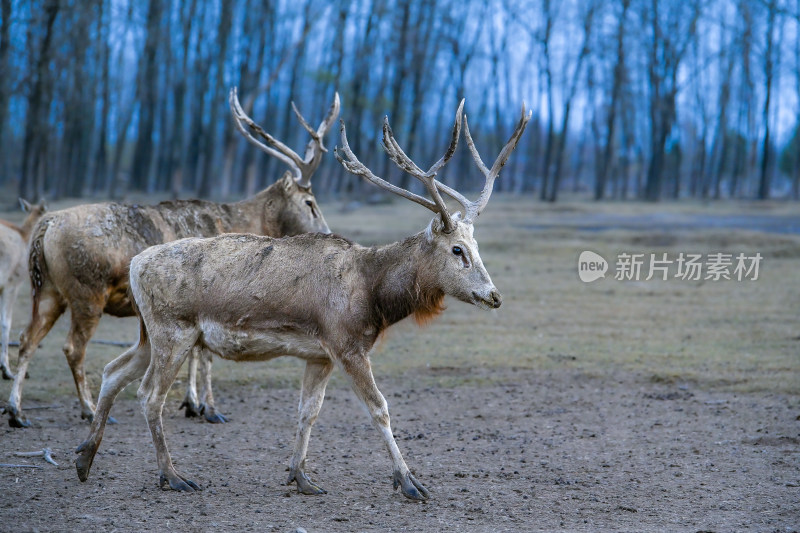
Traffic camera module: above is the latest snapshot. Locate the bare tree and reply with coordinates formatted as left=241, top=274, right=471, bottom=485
left=544, top=0, right=597, bottom=202
left=0, top=0, right=12, bottom=183
left=538, top=0, right=557, bottom=200
left=198, top=0, right=233, bottom=198
left=642, top=0, right=700, bottom=201
left=595, top=0, right=630, bottom=200
left=19, top=0, right=61, bottom=201
left=708, top=3, right=735, bottom=199
left=129, top=0, right=164, bottom=192
left=758, top=0, right=777, bottom=200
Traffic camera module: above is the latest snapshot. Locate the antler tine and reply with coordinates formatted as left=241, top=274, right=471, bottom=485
left=316, top=91, right=340, bottom=138
left=296, top=92, right=341, bottom=188
left=293, top=92, right=342, bottom=151
left=381, top=99, right=464, bottom=180
left=228, top=87, right=301, bottom=177
left=379, top=100, right=465, bottom=232
left=462, top=102, right=532, bottom=222
left=229, top=87, right=305, bottom=179
left=381, top=119, right=426, bottom=176
left=334, top=120, right=440, bottom=214
left=428, top=98, right=464, bottom=176
left=291, top=101, right=320, bottom=143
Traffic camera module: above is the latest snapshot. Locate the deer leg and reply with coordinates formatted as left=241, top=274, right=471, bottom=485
left=0, top=286, right=17, bottom=380
left=179, top=346, right=201, bottom=418
left=6, top=291, right=66, bottom=428
left=198, top=349, right=227, bottom=423
left=339, top=354, right=430, bottom=501
left=139, top=329, right=201, bottom=492
left=287, top=359, right=334, bottom=495
left=76, top=339, right=151, bottom=482
left=63, top=304, right=103, bottom=422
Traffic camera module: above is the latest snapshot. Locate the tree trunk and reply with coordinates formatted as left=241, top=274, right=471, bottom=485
left=198, top=0, right=233, bottom=198
left=596, top=0, right=629, bottom=201
left=129, top=0, right=163, bottom=192
left=0, top=0, right=12, bottom=185
left=90, top=0, right=111, bottom=194
left=548, top=2, right=595, bottom=202
left=19, top=0, right=61, bottom=201
left=539, top=0, right=555, bottom=201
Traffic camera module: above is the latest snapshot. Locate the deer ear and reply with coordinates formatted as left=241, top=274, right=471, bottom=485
left=281, top=171, right=295, bottom=192
left=19, top=198, right=32, bottom=212
left=424, top=215, right=448, bottom=242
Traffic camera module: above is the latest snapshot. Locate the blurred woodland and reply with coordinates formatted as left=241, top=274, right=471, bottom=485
left=1, top=0, right=799, bottom=203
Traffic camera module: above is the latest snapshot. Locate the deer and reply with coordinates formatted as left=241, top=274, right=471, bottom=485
left=74, top=99, right=530, bottom=501
left=0, top=199, right=47, bottom=381
left=3, top=89, right=339, bottom=428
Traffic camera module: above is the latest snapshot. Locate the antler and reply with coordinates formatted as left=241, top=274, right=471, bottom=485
left=335, top=100, right=464, bottom=233
left=229, top=87, right=340, bottom=189
left=436, top=103, right=532, bottom=223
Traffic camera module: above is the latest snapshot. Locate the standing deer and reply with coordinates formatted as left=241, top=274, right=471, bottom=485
left=0, top=199, right=47, bottom=381
left=75, top=100, right=530, bottom=500
left=4, top=89, right=339, bottom=428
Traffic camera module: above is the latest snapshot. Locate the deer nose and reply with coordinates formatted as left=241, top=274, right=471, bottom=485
left=490, top=289, right=502, bottom=308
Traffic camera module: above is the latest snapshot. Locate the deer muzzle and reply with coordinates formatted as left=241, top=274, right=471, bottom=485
left=471, top=288, right=502, bottom=310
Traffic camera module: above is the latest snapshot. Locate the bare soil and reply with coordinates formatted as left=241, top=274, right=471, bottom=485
left=0, top=195, right=798, bottom=532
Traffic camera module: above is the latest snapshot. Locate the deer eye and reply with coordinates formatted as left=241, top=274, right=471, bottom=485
left=305, top=200, right=313, bottom=207
left=452, top=246, right=463, bottom=256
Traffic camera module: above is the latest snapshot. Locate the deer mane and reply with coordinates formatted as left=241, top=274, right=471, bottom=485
left=412, top=289, right=446, bottom=327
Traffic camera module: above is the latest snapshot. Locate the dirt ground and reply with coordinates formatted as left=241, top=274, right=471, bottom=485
left=0, top=195, right=798, bottom=532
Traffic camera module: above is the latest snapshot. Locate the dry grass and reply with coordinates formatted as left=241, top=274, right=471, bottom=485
left=1, top=194, right=798, bottom=413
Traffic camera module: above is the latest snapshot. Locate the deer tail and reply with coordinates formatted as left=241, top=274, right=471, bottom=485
left=27, top=217, right=52, bottom=318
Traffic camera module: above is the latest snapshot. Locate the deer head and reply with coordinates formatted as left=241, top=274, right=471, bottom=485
left=335, top=100, right=531, bottom=311
left=19, top=198, right=47, bottom=218
left=229, top=87, right=339, bottom=235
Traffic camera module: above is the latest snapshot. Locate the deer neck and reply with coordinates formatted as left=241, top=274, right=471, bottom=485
left=364, top=233, right=445, bottom=331
left=18, top=212, right=41, bottom=240
left=230, top=173, right=292, bottom=236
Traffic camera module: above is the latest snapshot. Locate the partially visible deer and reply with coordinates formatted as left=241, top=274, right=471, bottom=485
left=4, top=89, right=339, bottom=428
left=75, top=100, right=530, bottom=500
left=0, top=199, right=47, bottom=381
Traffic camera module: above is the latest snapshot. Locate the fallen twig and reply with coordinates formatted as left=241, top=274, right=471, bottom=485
left=15, top=448, right=58, bottom=466
left=90, top=339, right=134, bottom=347
left=22, top=404, right=61, bottom=411
left=0, top=404, right=61, bottom=412
left=9, top=339, right=132, bottom=347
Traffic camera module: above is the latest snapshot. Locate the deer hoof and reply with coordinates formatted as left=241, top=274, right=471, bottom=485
left=159, top=471, right=201, bottom=492
left=393, top=470, right=430, bottom=501
left=1, top=366, right=14, bottom=380
left=290, top=471, right=327, bottom=495
left=202, top=407, right=228, bottom=424
left=5, top=406, right=30, bottom=428
left=179, top=400, right=201, bottom=418
left=75, top=440, right=98, bottom=482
